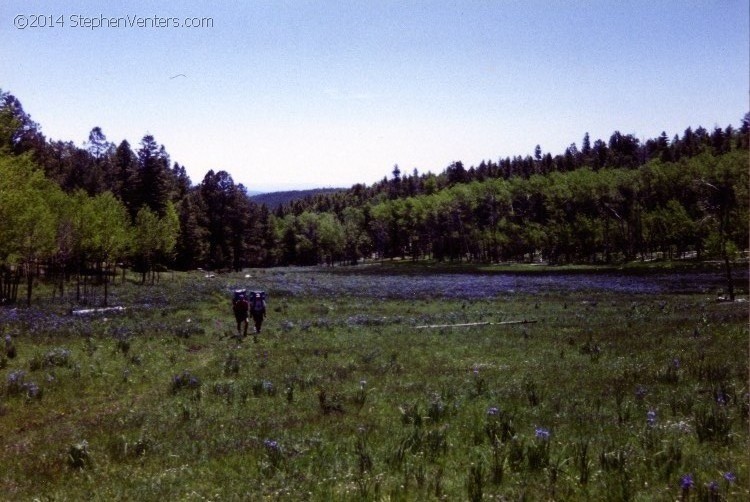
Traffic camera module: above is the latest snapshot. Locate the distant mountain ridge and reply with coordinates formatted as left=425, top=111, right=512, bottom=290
left=250, top=188, right=346, bottom=209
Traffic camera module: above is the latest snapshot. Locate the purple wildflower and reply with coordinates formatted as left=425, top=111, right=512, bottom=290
left=7, top=370, right=25, bottom=384
left=487, top=406, right=499, bottom=416
left=635, top=386, right=647, bottom=400
left=680, top=473, right=694, bottom=490
left=647, top=410, right=657, bottom=427
left=723, top=472, right=736, bottom=483
left=715, top=391, right=728, bottom=406
left=24, top=381, right=41, bottom=399
left=535, top=427, right=550, bottom=440
left=263, top=439, right=281, bottom=453
left=707, top=481, right=719, bottom=494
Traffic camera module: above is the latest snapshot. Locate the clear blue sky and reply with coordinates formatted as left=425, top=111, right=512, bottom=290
left=1, top=1, right=747, bottom=192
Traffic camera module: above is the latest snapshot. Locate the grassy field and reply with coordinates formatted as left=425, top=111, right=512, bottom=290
left=0, top=267, right=747, bottom=501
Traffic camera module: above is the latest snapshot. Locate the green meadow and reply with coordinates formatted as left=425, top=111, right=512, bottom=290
left=0, top=267, right=747, bottom=501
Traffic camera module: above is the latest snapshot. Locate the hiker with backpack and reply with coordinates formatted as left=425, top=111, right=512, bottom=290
left=232, top=289, right=249, bottom=338
left=250, top=291, right=267, bottom=335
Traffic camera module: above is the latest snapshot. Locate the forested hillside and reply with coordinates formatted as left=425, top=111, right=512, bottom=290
left=0, top=88, right=747, bottom=303
left=250, top=188, right=346, bottom=211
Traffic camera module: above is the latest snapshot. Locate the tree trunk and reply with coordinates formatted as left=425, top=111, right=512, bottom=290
left=26, top=264, right=33, bottom=307
left=723, top=254, right=735, bottom=301
left=103, top=263, right=109, bottom=307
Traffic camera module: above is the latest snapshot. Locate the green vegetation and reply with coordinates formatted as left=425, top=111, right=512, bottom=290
left=0, top=86, right=747, bottom=499
left=1, top=90, right=747, bottom=280
left=1, top=268, right=747, bottom=500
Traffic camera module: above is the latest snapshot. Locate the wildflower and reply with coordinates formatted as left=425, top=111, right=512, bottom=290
left=487, top=406, right=499, bottom=416
left=680, top=473, right=694, bottom=490
left=359, top=379, right=367, bottom=389
left=263, top=439, right=279, bottom=450
left=24, top=382, right=41, bottom=399
left=715, top=391, right=728, bottom=406
left=707, top=481, right=719, bottom=495
left=171, top=370, right=201, bottom=392
left=646, top=410, right=657, bottom=427
left=635, top=386, right=647, bottom=400
left=672, top=358, right=680, bottom=368
left=723, top=472, right=736, bottom=483
left=7, top=369, right=25, bottom=384
left=535, top=427, right=550, bottom=440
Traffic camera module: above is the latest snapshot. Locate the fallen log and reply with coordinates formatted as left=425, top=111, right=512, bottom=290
left=71, top=306, right=126, bottom=315
left=415, top=319, right=537, bottom=329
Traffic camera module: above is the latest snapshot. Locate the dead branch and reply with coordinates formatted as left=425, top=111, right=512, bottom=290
left=415, top=320, right=538, bottom=329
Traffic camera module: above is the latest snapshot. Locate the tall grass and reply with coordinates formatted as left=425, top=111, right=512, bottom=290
left=0, top=268, right=747, bottom=500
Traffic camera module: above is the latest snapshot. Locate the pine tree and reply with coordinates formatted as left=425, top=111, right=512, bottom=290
left=113, top=140, right=139, bottom=219
left=136, top=134, right=171, bottom=216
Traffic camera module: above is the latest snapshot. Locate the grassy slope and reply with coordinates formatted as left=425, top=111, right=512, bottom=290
left=0, top=269, right=747, bottom=500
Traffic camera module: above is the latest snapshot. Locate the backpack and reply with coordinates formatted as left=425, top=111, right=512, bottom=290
left=250, top=291, right=266, bottom=312
left=232, top=290, right=249, bottom=313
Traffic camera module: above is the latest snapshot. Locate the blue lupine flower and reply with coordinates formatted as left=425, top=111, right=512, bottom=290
left=171, top=370, right=200, bottom=391
left=646, top=410, right=657, bottom=426
left=24, top=382, right=41, bottom=399
left=487, top=406, right=499, bottom=416
left=7, top=370, right=25, bottom=384
left=680, top=473, right=694, bottom=490
left=716, top=392, right=728, bottom=406
left=723, top=472, right=736, bottom=483
left=535, top=427, right=550, bottom=440
left=263, top=439, right=279, bottom=451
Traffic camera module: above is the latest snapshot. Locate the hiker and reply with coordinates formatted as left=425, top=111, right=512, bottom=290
left=232, top=289, right=249, bottom=338
left=250, top=291, right=267, bottom=335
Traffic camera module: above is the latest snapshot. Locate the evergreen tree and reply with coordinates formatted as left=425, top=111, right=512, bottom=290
left=446, top=161, right=467, bottom=185
left=581, top=133, right=591, bottom=158
left=174, top=190, right=208, bottom=270
left=171, top=162, right=192, bottom=200
left=136, top=134, right=171, bottom=216
left=113, top=140, right=140, bottom=219
left=0, top=91, right=46, bottom=156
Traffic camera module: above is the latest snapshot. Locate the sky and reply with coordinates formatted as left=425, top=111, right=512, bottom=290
left=1, top=1, right=748, bottom=193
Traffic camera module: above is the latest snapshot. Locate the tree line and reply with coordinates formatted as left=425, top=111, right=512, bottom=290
left=0, top=89, right=747, bottom=305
